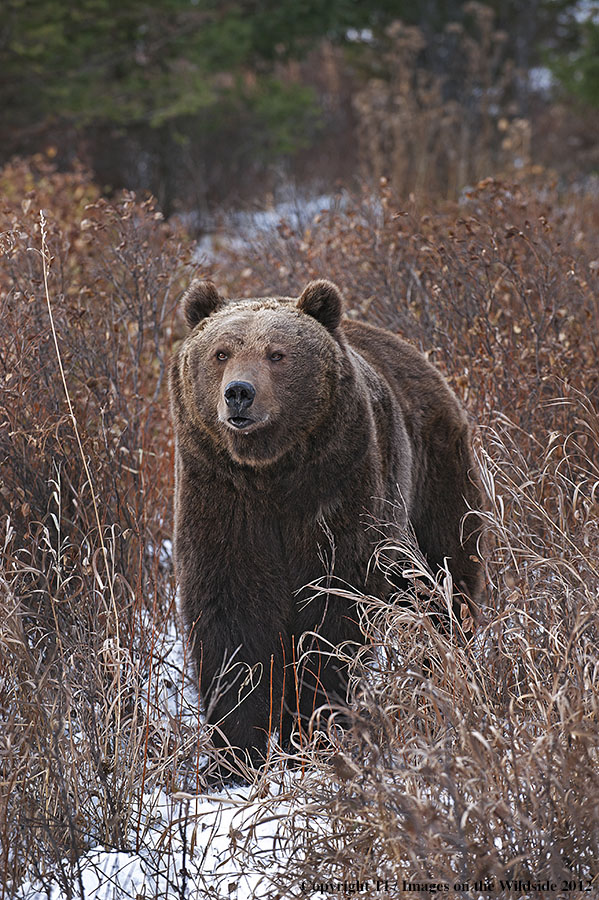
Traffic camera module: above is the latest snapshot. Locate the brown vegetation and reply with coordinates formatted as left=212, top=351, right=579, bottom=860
left=1, top=156, right=598, bottom=895
left=0, top=157, right=192, bottom=892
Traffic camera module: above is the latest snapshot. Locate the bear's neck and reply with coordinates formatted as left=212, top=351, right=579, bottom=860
left=178, top=417, right=372, bottom=505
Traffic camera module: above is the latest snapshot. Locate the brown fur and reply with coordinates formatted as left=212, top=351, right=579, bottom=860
left=169, top=279, right=482, bottom=771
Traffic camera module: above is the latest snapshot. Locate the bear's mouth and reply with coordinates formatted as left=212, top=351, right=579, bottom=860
left=228, top=416, right=254, bottom=430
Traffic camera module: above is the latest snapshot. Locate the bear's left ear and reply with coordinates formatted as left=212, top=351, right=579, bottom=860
left=182, top=280, right=224, bottom=328
left=297, top=280, right=343, bottom=332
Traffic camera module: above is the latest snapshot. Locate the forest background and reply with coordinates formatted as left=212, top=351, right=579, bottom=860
left=3, top=0, right=599, bottom=217
left=2, top=1, right=599, bottom=897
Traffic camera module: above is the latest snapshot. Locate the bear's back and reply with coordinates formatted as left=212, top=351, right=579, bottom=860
left=342, top=318, right=468, bottom=440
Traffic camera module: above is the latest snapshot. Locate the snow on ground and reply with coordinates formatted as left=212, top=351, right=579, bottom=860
left=193, top=192, right=344, bottom=262
left=18, top=780, right=297, bottom=899
left=16, top=587, right=315, bottom=900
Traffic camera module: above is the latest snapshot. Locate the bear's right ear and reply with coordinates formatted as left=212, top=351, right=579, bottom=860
left=182, top=280, right=224, bottom=328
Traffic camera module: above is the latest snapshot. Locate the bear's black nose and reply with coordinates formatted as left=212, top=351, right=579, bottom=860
left=224, top=381, right=256, bottom=412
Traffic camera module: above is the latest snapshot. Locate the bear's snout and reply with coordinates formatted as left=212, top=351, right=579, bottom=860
left=224, top=381, right=256, bottom=421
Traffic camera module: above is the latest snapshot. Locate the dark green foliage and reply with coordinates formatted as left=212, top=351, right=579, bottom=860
left=3, top=0, right=589, bottom=133
left=2, top=0, right=598, bottom=218
left=3, top=0, right=217, bottom=127
left=551, top=19, right=599, bottom=107
left=3, top=0, right=397, bottom=130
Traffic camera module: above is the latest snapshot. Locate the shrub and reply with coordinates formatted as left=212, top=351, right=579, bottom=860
left=2, top=159, right=598, bottom=895
left=215, top=175, right=599, bottom=892
left=0, top=157, right=194, bottom=889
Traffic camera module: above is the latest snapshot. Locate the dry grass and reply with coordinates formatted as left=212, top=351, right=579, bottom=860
left=0, top=158, right=194, bottom=892
left=237, top=409, right=599, bottom=895
left=1, top=157, right=598, bottom=897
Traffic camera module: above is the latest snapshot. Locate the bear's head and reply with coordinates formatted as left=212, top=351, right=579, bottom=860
left=176, top=279, right=346, bottom=467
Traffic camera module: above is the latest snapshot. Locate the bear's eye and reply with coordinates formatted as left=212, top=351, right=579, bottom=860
left=215, top=350, right=228, bottom=361
left=269, top=351, right=284, bottom=362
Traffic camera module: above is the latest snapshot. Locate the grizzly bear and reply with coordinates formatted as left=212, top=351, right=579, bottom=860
left=169, top=279, right=482, bottom=774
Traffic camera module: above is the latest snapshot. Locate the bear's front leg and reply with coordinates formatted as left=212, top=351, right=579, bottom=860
left=195, top=620, right=290, bottom=776
left=174, top=476, right=295, bottom=781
